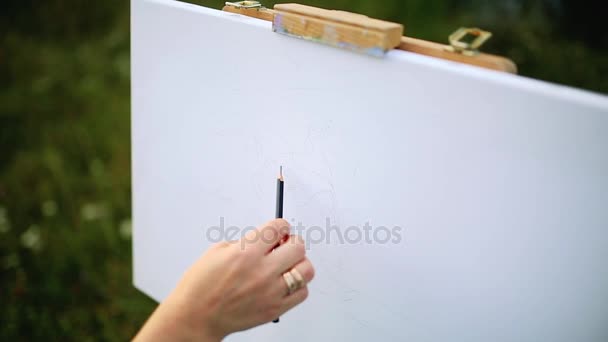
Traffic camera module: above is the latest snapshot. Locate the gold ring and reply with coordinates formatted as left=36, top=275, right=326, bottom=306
left=290, top=268, right=306, bottom=288
left=282, top=271, right=298, bottom=295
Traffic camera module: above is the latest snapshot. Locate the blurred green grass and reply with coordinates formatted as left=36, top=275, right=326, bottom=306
left=0, top=0, right=606, bottom=339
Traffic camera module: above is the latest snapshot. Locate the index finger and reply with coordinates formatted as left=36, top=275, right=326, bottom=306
left=242, top=218, right=291, bottom=254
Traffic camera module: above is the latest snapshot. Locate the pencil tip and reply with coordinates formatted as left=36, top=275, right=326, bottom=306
left=279, top=166, right=283, bottom=180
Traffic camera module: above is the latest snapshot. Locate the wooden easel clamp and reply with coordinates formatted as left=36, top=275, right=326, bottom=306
left=223, top=2, right=517, bottom=73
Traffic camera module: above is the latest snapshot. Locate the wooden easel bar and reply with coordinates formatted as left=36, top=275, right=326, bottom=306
left=222, top=3, right=517, bottom=73
left=273, top=4, right=403, bottom=56
left=399, top=36, right=517, bottom=74
left=222, top=4, right=275, bottom=21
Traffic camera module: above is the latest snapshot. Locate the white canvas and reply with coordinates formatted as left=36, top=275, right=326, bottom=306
left=131, top=0, right=608, bottom=340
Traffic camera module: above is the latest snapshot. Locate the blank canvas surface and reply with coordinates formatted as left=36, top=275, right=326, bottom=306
left=131, top=0, right=608, bottom=341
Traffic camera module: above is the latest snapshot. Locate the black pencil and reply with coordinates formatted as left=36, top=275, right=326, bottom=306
left=276, top=166, right=284, bottom=219
left=273, top=166, right=284, bottom=324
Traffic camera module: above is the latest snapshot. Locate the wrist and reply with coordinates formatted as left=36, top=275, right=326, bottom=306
left=161, top=292, right=225, bottom=342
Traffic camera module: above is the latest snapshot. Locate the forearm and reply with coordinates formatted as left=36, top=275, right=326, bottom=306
left=133, top=297, right=222, bottom=342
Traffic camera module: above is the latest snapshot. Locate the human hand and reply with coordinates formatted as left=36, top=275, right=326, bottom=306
left=134, top=218, right=315, bottom=341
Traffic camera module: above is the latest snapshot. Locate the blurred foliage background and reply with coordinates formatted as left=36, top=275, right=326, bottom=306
left=0, top=0, right=606, bottom=339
